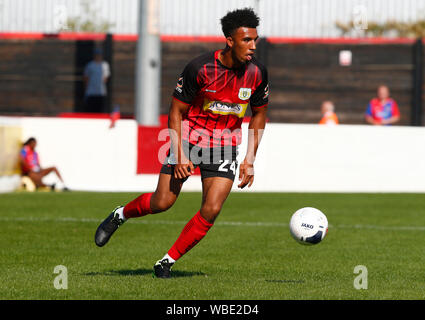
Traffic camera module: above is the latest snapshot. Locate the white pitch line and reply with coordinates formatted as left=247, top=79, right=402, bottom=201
left=0, top=216, right=425, bottom=231
left=0, top=216, right=287, bottom=227
left=333, top=223, right=425, bottom=231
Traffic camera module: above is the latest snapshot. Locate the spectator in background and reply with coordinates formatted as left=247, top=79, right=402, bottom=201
left=319, top=100, right=339, bottom=125
left=83, top=47, right=110, bottom=113
left=20, top=137, right=68, bottom=191
left=365, top=85, right=400, bottom=125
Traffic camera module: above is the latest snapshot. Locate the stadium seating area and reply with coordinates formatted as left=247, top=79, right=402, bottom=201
left=0, top=34, right=420, bottom=125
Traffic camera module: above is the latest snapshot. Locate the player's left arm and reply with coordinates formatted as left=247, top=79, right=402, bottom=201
left=238, top=64, right=269, bottom=189
left=238, top=105, right=267, bottom=189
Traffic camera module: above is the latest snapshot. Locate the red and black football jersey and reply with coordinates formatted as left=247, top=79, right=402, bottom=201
left=172, top=50, right=269, bottom=147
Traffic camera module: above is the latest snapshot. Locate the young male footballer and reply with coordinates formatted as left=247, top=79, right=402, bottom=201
left=95, top=8, right=269, bottom=278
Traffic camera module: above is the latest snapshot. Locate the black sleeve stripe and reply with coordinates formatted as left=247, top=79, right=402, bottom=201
left=250, top=59, right=269, bottom=108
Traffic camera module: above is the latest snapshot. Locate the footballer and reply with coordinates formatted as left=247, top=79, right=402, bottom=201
left=95, top=7, right=269, bottom=278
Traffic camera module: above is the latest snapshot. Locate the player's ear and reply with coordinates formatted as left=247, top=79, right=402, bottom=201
left=226, top=36, right=234, bottom=48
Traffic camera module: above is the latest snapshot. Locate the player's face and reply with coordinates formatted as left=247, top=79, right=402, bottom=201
left=227, top=27, right=258, bottom=65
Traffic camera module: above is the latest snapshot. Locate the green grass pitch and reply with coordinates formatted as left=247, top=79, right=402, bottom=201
left=1, top=191, right=425, bottom=300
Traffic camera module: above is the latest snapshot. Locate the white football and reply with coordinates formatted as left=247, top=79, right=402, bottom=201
left=289, top=207, right=328, bottom=245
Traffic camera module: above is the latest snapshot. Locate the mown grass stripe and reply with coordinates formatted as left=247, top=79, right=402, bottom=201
left=1, top=216, right=425, bottom=231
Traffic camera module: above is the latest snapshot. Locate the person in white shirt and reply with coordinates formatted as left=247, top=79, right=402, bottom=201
left=83, top=48, right=110, bottom=113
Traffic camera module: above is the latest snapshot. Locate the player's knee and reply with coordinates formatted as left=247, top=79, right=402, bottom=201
left=151, top=194, right=175, bottom=213
left=200, top=203, right=222, bottom=222
left=152, top=201, right=172, bottom=213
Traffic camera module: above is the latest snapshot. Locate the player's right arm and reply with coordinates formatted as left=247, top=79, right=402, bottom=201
left=19, top=148, right=31, bottom=173
left=168, top=59, right=202, bottom=179
left=19, top=154, right=30, bottom=173
left=168, top=98, right=194, bottom=179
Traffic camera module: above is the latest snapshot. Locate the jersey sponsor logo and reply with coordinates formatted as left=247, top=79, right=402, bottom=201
left=238, top=88, right=252, bottom=100
left=175, top=77, right=183, bottom=93
left=203, top=99, right=248, bottom=118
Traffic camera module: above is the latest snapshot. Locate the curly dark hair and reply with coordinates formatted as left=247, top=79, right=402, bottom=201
left=220, top=8, right=260, bottom=38
left=23, top=137, right=36, bottom=146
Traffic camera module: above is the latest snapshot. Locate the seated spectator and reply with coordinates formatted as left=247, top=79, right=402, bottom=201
left=319, top=100, right=339, bottom=125
left=365, top=85, right=400, bottom=125
left=20, top=137, right=69, bottom=191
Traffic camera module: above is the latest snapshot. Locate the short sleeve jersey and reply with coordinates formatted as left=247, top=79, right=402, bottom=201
left=20, top=146, right=40, bottom=174
left=319, top=112, right=339, bottom=125
left=173, top=50, right=269, bottom=147
left=365, top=98, right=400, bottom=124
left=84, top=60, right=110, bottom=97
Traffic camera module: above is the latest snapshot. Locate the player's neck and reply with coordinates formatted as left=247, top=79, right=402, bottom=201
left=219, top=48, right=244, bottom=70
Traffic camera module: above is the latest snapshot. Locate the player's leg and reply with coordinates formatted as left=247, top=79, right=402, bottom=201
left=39, top=167, right=67, bottom=190
left=154, top=176, right=233, bottom=278
left=40, top=166, right=65, bottom=183
left=199, top=176, right=233, bottom=223
left=123, top=171, right=183, bottom=218
left=122, top=144, right=189, bottom=218
left=39, top=167, right=61, bottom=181
left=168, top=176, right=233, bottom=257
left=27, top=171, right=47, bottom=188
left=94, top=172, right=183, bottom=247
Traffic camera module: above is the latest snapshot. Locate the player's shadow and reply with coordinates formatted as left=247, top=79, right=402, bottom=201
left=85, top=268, right=205, bottom=278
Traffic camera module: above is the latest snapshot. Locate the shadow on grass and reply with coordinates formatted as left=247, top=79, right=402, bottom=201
left=85, top=268, right=205, bottom=278
left=265, top=279, right=305, bottom=284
